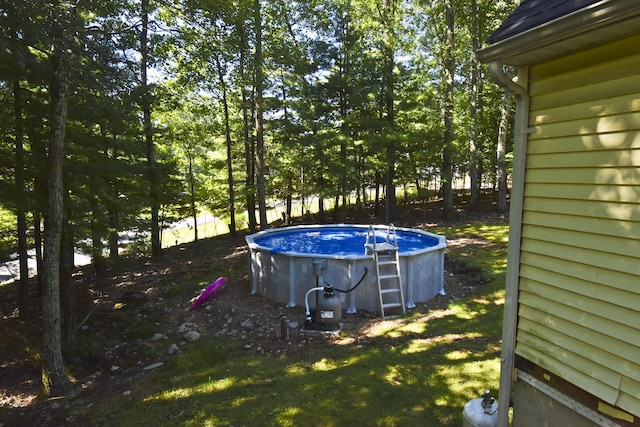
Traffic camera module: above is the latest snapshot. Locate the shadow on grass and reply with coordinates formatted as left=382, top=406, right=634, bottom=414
left=2, top=220, right=506, bottom=426
left=83, top=282, right=504, bottom=427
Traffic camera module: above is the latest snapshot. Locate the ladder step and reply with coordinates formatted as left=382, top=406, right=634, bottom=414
left=367, top=223, right=406, bottom=319
left=369, top=243, right=397, bottom=252
left=382, top=302, right=403, bottom=309
left=382, top=314, right=402, bottom=319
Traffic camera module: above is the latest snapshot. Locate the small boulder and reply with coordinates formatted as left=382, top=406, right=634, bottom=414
left=168, top=343, right=180, bottom=355
left=176, top=322, right=196, bottom=333
left=150, top=333, right=164, bottom=342
left=143, top=362, right=164, bottom=371
left=184, top=330, right=200, bottom=341
left=240, top=320, right=255, bottom=330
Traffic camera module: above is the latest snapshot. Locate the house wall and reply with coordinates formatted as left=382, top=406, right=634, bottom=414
left=512, top=33, right=640, bottom=424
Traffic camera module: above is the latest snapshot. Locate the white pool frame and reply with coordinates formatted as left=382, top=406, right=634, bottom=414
left=245, top=224, right=446, bottom=314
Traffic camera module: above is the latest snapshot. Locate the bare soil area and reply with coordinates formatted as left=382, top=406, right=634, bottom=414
left=0, top=196, right=507, bottom=426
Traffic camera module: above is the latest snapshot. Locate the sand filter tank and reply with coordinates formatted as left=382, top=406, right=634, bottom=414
left=463, top=390, right=498, bottom=427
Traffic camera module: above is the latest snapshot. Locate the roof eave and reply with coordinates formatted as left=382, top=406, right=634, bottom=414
left=477, top=0, right=640, bottom=66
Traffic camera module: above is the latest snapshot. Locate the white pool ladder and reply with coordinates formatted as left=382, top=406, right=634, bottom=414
left=365, top=224, right=406, bottom=319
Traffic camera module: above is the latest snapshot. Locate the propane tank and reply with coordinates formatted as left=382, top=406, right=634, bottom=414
left=462, top=390, right=498, bottom=427
left=317, top=285, right=342, bottom=326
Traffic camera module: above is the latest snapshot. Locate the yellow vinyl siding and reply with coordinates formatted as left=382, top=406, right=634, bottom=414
left=526, top=167, right=640, bottom=186
left=530, top=74, right=640, bottom=112
left=522, top=225, right=640, bottom=267
left=519, top=278, right=639, bottom=347
left=530, top=113, right=640, bottom=140
left=515, top=33, right=640, bottom=417
left=528, top=34, right=640, bottom=87
left=523, top=196, right=640, bottom=226
left=520, top=251, right=636, bottom=302
left=528, top=153, right=640, bottom=170
left=516, top=341, right=620, bottom=404
left=620, top=379, right=640, bottom=418
left=525, top=182, right=639, bottom=203
left=531, top=93, right=640, bottom=126
left=518, top=312, right=636, bottom=386
left=527, top=132, right=640, bottom=154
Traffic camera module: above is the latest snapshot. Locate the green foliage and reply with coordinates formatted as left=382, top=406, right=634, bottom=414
left=0, top=0, right=518, bottom=282
left=0, top=207, right=17, bottom=257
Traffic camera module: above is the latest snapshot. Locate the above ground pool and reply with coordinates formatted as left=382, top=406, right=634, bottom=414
left=251, top=226, right=442, bottom=257
left=246, top=224, right=446, bottom=315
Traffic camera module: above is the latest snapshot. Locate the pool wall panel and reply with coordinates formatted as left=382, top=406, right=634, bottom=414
left=247, top=225, right=446, bottom=315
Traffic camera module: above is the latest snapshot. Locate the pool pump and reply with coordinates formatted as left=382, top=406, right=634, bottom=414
left=300, top=259, right=367, bottom=335
left=301, top=284, right=343, bottom=334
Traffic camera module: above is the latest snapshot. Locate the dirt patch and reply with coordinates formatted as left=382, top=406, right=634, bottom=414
left=0, top=196, right=508, bottom=425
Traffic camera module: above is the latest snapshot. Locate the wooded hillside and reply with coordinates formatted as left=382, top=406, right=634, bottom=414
left=0, top=0, right=516, bottom=395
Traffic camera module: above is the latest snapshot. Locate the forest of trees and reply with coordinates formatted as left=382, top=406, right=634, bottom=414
left=0, top=0, right=517, bottom=395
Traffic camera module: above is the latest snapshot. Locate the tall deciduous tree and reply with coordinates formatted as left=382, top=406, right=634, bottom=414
left=211, top=50, right=237, bottom=235
left=141, top=0, right=161, bottom=257
left=379, top=0, right=399, bottom=222
left=239, top=19, right=257, bottom=232
left=469, top=0, right=480, bottom=208
left=41, top=0, right=74, bottom=397
left=8, top=5, right=30, bottom=320
left=441, top=0, right=455, bottom=218
left=254, top=0, right=267, bottom=229
left=497, top=83, right=511, bottom=213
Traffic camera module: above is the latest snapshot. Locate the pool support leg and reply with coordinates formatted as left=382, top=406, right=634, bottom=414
left=287, top=258, right=296, bottom=307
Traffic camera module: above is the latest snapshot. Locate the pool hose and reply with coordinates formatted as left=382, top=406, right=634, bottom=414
left=326, top=267, right=368, bottom=293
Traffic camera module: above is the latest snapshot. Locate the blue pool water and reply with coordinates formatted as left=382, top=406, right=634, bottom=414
left=253, top=227, right=439, bottom=256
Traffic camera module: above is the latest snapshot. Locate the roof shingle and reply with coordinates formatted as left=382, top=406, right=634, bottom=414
left=487, top=0, right=604, bottom=44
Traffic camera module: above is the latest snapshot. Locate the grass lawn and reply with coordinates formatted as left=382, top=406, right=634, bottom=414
left=73, top=221, right=508, bottom=426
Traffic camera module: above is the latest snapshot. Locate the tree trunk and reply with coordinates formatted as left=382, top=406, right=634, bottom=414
left=254, top=0, right=268, bottom=229
left=13, top=64, right=30, bottom=321
left=90, top=128, right=107, bottom=275
left=141, top=0, right=161, bottom=256
left=285, top=182, right=292, bottom=225
left=187, top=151, right=198, bottom=241
left=318, top=169, right=325, bottom=223
left=239, top=25, right=257, bottom=233
left=318, top=195, right=325, bottom=223
left=338, top=50, right=348, bottom=224
left=374, top=172, right=381, bottom=217
left=34, top=211, right=44, bottom=296
left=497, top=89, right=511, bottom=213
left=7, top=0, right=30, bottom=321
left=90, top=185, right=106, bottom=272
left=469, top=0, right=480, bottom=208
left=381, top=0, right=397, bottom=223
left=108, top=209, right=119, bottom=259
left=61, top=199, right=76, bottom=346
left=42, top=18, right=72, bottom=396
left=441, top=0, right=455, bottom=219
left=28, top=116, right=46, bottom=295
left=385, top=146, right=396, bottom=223
left=215, top=54, right=236, bottom=236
